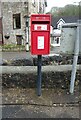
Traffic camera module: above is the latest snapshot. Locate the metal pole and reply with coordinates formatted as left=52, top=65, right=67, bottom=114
left=37, top=55, right=42, bottom=96
left=70, top=20, right=80, bottom=94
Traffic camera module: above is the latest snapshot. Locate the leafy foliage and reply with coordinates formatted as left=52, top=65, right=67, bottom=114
left=49, top=4, right=79, bottom=17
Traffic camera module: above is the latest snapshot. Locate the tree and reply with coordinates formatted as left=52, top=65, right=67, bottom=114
left=48, top=4, right=79, bottom=17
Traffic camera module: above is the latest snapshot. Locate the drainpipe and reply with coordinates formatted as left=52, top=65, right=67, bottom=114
left=26, top=16, right=29, bottom=52
left=70, top=20, right=80, bottom=94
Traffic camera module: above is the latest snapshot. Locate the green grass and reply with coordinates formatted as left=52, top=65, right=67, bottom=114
left=2, top=44, right=25, bottom=51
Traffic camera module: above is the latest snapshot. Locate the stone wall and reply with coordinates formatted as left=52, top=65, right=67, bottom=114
left=51, top=23, right=81, bottom=55
left=79, top=21, right=81, bottom=54
left=2, top=1, right=38, bottom=45
left=2, top=2, right=26, bottom=44
left=0, top=1, right=1, bottom=17
left=0, top=1, right=2, bottom=44
left=0, top=18, right=2, bottom=44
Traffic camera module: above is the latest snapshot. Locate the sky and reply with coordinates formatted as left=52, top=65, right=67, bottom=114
left=46, top=0, right=81, bottom=12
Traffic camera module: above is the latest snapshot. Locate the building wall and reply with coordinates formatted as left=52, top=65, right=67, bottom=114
left=29, top=0, right=38, bottom=14
left=79, top=21, right=81, bottom=54
left=2, top=2, right=26, bottom=44
left=51, top=25, right=78, bottom=55
left=28, top=0, right=38, bottom=46
left=60, top=26, right=77, bottom=54
left=2, top=1, right=38, bottom=45
left=0, top=1, right=2, bottom=44
left=0, top=1, right=1, bottom=17
left=0, top=18, right=3, bottom=44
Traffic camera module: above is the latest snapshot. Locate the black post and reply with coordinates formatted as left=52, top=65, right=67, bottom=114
left=37, top=55, right=42, bottom=96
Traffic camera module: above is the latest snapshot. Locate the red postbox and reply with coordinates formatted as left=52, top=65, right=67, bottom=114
left=31, top=14, right=51, bottom=55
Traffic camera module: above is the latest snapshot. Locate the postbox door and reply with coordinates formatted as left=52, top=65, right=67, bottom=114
left=31, top=32, right=50, bottom=55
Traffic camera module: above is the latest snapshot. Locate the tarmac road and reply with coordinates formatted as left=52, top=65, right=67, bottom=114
left=2, top=52, right=32, bottom=61
left=2, top=104, right=79, bottom=118
left=1, top=51, right=59, bottom=61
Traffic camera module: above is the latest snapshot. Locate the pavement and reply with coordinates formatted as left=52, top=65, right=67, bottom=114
left=2, top=88, right=81, bottom=119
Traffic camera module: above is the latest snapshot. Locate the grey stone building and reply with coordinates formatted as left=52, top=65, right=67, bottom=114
left=51, top=22, right=81, bottom=55
left=1, top=0, right=47, bottom=45
left=0, top=1, right=3, bottom=44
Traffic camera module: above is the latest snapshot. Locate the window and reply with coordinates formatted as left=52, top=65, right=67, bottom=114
left=51, top=37, right=60, bottom=47
left=32, top=0, right=35, bottom=6
left=24, top=2, right=28, bottom=9
left=16, top=35, right=22, bottom=45
left=58, top=25, right=61, bottom=30
left=13, top=13, right=21, bottom=29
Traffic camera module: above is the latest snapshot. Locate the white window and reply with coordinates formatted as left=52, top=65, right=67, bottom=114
left=57, top=21, right=65, bottom=30
left=51, top=37, right=60, bottom=47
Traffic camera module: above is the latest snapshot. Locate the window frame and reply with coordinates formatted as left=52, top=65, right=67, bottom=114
left=51, top=36, right=60, bottom=47
left=13, top=13, right=21, bottom=30
left=32, top=0, right=35, bottom=7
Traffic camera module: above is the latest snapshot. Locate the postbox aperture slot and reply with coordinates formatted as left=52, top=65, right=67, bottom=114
left=32, top=21, right=49, bottom=24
